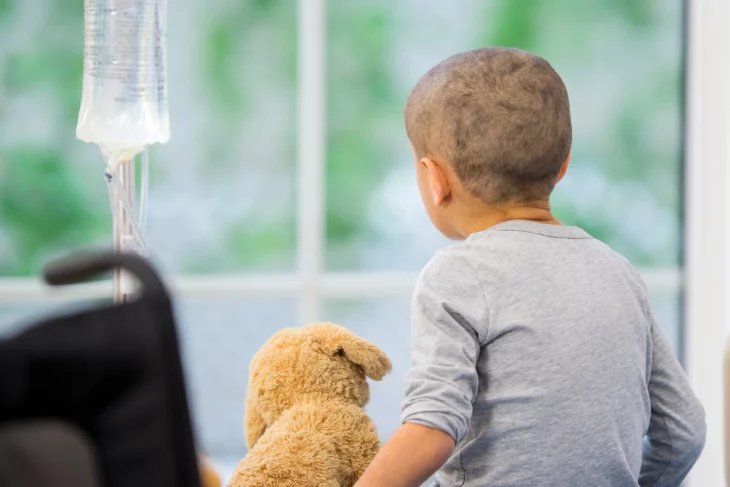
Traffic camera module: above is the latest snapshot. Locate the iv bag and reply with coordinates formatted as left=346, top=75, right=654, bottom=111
left=77, top=0, right=170, bottom=165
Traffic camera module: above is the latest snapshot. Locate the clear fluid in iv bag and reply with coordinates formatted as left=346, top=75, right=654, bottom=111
left=77, top=0, right=170, bottom=164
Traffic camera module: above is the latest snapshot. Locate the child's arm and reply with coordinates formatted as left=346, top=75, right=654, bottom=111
left=639, top=308, right=706, bottom=487
left=356, top=250, right=486, bottom=487
left=354, top=424, right=454, bottom=487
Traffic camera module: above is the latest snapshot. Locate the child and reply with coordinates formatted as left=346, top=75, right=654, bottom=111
left=354, top=48, right=706, bottom=487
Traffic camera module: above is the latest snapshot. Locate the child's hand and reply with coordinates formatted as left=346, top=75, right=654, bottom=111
left=354, top=423, right=454, bottom=487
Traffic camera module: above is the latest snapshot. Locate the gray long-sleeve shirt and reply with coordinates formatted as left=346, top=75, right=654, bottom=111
left=402, top=220, right=705, bottom=487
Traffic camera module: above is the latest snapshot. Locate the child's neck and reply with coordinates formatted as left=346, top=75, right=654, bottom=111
left=458, top=201, right=560, bottom=239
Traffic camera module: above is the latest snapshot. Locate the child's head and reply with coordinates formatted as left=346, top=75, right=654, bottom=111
left=405, top=47, right=572, bottom=238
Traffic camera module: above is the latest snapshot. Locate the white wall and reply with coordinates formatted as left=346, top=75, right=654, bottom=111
left=684, top=0, right=730, bottom=484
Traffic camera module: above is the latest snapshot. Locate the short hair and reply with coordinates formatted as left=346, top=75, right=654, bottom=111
left=405, top=47, right=572, bottom=203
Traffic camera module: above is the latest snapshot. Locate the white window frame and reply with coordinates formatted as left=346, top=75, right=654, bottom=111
left=684, top=0, right=730, bottom=485
left=0, top=0, right=683, bottom=311
left=0, top=0, right=708, bottom=480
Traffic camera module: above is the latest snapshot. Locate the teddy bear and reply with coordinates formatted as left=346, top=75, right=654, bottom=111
left=228, top=323, right=392, bottom=487
left=199, top=454, right=222, bottom=487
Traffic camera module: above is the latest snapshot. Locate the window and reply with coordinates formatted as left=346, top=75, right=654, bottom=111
left=0, top=0, right=686, bottom=481
left=683, top=0, right=730, bottom=483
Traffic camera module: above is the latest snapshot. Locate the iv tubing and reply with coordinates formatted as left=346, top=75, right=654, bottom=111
left=106, top=163, right=148, bottom=255
left=139, top=150, right=149, bottom=233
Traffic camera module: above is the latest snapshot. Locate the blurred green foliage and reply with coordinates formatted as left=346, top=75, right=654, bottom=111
left=326, top=0, right=683, bottom=268
left=326, top=4, right=398, bottom=250
left=0, top=0, right=683, bottom=276
left=0, top=147, right=107, bottom=275
left=194, top=0, right=297, bottom=271
left=0, top=0, right=298, bottom=275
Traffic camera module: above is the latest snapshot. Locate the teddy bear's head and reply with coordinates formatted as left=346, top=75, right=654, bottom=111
left=244, top=323, right=392, bottom=448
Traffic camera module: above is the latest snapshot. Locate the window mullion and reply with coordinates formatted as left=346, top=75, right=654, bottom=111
left=296, top=0, right=326, bottom=324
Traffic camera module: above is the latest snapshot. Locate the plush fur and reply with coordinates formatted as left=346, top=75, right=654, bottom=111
left=228, top=323, right=392, bottom=487
left=199, top=454, right=221, bottom=487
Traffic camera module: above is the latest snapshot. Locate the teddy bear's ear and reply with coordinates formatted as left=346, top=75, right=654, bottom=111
left=309, top=323, right=393, bottom=380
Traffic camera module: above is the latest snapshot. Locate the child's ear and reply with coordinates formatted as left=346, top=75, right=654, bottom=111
left=308, top=323, right=392, bottom=380
left=421, top=157, right=451, bottom=206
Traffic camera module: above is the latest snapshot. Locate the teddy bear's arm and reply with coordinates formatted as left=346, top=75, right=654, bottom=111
left=244, top=393, right=267, bottom=449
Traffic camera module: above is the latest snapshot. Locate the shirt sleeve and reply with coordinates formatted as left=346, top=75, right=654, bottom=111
left=639, top=307, right=706, bottom=487
left=401, top=250, right=487, bottom=444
